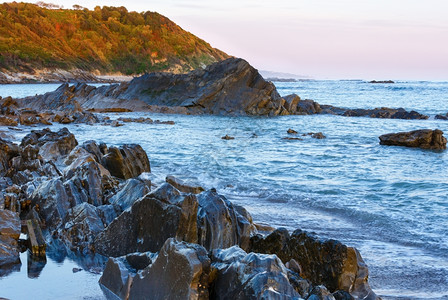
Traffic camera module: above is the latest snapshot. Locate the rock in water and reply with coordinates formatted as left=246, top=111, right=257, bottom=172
left=250, top=228, right=380, bottom=300
left=379, top=129, right=447, bottom=150
left=129, top=238, right=211, bottom=300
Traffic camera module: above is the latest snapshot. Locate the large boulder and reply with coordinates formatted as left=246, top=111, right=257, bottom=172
left=95, top=183, right=198, bottom=257
left=379, top=129, right=447, bottom=150
left=20, top=127, right=78, bottom=161
left=101, top=144, right=150, bottom=179
left=210, top=246, right=300, bottom=299
left=19, top=58, right=289, bottom=116
left=250, top=228, right=379, bottom=299
left=197, top=189, right=256, bottom=251
left=129, top=238, right=211, bottom=300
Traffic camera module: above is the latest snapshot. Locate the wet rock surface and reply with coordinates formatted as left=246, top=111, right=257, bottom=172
left=250, top=228, right=379, bottom=299
left=379, top=129, right=447, bottom=150
left=0, top=127, right=380, bottom=300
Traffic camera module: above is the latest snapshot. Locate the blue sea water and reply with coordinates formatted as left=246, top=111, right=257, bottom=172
left=0, top=81, right=447, bottom=299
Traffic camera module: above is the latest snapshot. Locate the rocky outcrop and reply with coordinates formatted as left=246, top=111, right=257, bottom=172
left=101, top=144, right=150, bottom=180
left=250, top=228, right=379, bottom=299
left=95, top=183, right=199, bottom=256
left=20, top=127, right=78, bottom=162
left=16, top=59, right=291, bottom=116
left=379, top=129, right=447, bottom=150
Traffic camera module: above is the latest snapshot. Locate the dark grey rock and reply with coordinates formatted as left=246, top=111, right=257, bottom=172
left=95, top=183, right=198, bottom=257
left=250, top=228, right=379, bottom=299
left=211, top=246, right=300, bottom=299
left=108, top=177, right=151, bottom=211
left=129, top=238, right=211, bottom=300
left=197, top=190, right=256, bottom=251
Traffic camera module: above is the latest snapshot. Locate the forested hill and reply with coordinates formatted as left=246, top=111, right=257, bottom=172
left=0, top=2, right=230, bottom=75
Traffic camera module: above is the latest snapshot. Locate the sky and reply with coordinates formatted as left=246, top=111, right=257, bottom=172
left=30, top=0, right=448, bottom=80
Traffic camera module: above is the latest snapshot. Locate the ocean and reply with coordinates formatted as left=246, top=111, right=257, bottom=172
left=0, top=80, right=447, bottom=299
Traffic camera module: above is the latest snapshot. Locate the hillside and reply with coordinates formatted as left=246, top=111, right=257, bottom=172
left=0, top=2, right=229, bottom=78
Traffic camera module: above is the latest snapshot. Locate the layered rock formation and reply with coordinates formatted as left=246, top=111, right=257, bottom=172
left=0, top=128, right=380, bottom=299
left=379, top=129, right=447, bottom=150
left=14, top=58, right=429, bottom=120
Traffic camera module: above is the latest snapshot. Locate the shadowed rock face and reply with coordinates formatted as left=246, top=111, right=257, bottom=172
left=379, top=129, right=447, bottom=150
left=18, top=58, right=289, bottom=116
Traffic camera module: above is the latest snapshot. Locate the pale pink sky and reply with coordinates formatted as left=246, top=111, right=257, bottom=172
left=31, top=0, right=448, bottom=80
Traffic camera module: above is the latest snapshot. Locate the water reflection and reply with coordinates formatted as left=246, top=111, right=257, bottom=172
left=27, top=252, right=46, bottom=279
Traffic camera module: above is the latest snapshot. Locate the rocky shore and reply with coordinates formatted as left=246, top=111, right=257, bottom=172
left=12, top=58, right=429, bottom=120
left=0, top=127, right=379, bottom=299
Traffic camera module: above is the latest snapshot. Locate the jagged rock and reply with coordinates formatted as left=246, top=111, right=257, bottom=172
left=283, top=94, right=301, bottom=114
left=64, top=159, right=117, bottom=207
left=0, top=209, right=21, bottom=267
left=250, top=228, right=379, bottom=299
left=31, top=178, right=72, bottom=230
left=19, top=58, right=288, bottom=116
left=211, top=246, right=300, bottom=299
left=129, top=238, right=211, bottom=300
left=166, top=175, right=204, bottom=194
left=99, top=256, right=135, bottom=299
left=101, top=144, right=150, bottom=179
left=0, top=116, right=18, bottom=126
left=108, top=176, right=151, bottom=211
left=80, top=140, right=104, bottom=163
left=95, top=183, right=198, bottom=257
left=297, top=99, right=322, bottom=115
left=0, top=209, right=21, bottom=240
left=58, top=203, right=105, bottom=254
left=379, top=129, right=447, bottom=150
left=20, top=127, right=78, bottom=161
left=197, top=189, right=256, bottom=251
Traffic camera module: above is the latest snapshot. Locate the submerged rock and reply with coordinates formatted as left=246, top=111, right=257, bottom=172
left=379, top=129, right=447, bottom=150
